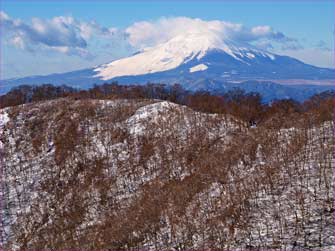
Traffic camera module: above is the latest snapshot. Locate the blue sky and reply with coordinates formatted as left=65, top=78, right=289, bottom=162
left=1, top=1, right=334, bottom=79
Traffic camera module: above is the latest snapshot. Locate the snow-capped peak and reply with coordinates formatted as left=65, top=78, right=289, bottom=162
left=94, top=32, right=275, bottom=80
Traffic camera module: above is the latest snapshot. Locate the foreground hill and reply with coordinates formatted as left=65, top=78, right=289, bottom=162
left=0, top=97, right=334, bottom=250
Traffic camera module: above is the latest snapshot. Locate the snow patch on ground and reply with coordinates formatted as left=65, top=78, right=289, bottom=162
left=189, top=64, right=208, bottom=73
left=126, top=101, right=179, bottom=135
left=0, top=109, right=9, bottom=148
left=246, top=52, right=255, bottom=59
left=0, top=109, right=9, bottom=127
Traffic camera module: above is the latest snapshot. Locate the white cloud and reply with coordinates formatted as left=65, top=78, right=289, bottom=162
left=125, top=17, right=300, bottom=50
left=315, top=40, right=331, bottom=51
left=10, top=35, right=25, bottom=49
left=126, top=17, right=228, bottom=49
left=251, top=25, right=271, bottom=35
left=0, top=10, right=9, bottom=21
left=277, top=48, right=334, bottom=68
left=0, top=13, right=303, bottom=56
left=2, top=13, right=332, bottom=67
left=0, top=11, right=117, bottom=58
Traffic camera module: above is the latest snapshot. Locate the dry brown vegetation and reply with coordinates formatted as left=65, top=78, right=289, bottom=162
left=0, top=84, right=334, bottom=250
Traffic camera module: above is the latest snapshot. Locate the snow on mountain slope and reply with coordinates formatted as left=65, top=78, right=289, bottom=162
left=189, top=63, right=208, bottom=73
left=126, top=100, right=238, bottom=137
left=94, top=33, right=274, bottom=80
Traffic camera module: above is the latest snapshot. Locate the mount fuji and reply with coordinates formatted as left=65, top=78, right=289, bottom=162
left=1, top=33, right=334, bottom=101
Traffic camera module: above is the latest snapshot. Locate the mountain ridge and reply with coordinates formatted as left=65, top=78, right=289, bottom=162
left=1, top=33, right=334, bottom=99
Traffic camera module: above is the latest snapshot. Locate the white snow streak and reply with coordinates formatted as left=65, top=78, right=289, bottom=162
left=189, top=64, right=208, bottom=73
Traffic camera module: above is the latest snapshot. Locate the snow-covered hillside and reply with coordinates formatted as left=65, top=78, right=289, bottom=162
left=0, top=98, right=334, bottom=250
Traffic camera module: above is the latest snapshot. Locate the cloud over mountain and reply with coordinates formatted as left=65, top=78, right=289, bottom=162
left=1, top=12, right=303, bottom=59
left=125, top=17, right=301, bottom=50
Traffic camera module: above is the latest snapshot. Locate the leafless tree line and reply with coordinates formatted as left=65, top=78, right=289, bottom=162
left=0, top=92, right=333, bottom=250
